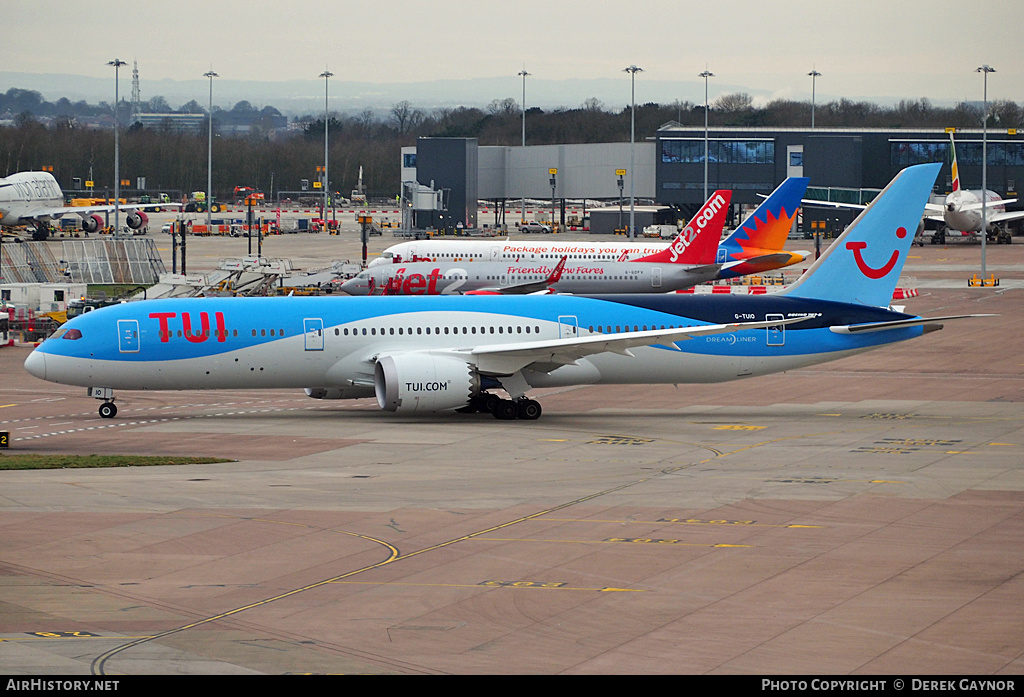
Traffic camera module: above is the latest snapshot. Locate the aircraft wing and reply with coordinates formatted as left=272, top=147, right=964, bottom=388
left=956, top=198, right=1019, bottom=213
left=473, top=255, right=568, bottom=295
left=801, top=198, right=867, bottom=211
left=987, top=209, right=1024, bottom=224
left=454, top=316, right=807, bottom=376
left=482, top=279, right=557, bottom=295
left=828, top=314, right=995, bottom=334
left=28, top=202, right=183, bottom=219
left=804, top=198, right=949, bottom=217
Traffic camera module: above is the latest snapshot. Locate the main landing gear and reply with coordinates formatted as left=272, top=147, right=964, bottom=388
left=462, top=392, right=543, bottom=420
left=88, top=387, right=117, bottom=419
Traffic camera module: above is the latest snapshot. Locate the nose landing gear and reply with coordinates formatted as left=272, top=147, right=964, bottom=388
left=87, top=387, right=117, bottom=419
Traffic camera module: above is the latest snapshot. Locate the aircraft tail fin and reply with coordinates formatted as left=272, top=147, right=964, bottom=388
left=718, top=177, right=809, bottom=263
left=635, top=190, right=731, bottom=265
left=948, top=131, right=961, bottom=192
left=781, top=163, right=939, bottom=307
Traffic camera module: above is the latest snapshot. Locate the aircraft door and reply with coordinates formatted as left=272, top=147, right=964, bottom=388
left=716, top=247, right=728, bottom=264
left=787, top=145, right=804, bottom=178
left=303, top=318, right=324, bottom=351
left=651, top=267, right=662, bottom=288
left=558, top=315, right=578, bottom=339
left=490, top=245, right=502, bottom=262
left=766, top=313, right=785, bottom=346
left=117, top=319, right=140, bottom=353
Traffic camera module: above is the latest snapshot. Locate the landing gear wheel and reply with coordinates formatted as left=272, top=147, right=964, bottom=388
left=492, top=400, right=518, bottom=420
left=98, top=402, right=117, bottom=419
left=516, top=399, right=542, bottom=420
left=480, top=393, right=502, bottom=414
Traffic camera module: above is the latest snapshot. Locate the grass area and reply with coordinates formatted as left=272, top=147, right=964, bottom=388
left=0, top=454, right=231, bottom=470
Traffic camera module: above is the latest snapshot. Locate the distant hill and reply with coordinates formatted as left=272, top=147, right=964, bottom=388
left=0, top=71, right=835, bottom=117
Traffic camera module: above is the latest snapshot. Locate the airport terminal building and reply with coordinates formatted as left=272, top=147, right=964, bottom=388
left=405, top=126, right=1024, bottom=235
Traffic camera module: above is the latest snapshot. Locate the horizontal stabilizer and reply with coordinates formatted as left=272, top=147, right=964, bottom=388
left=719, top=252, right=807, bottom=278
left=829, top=314, right=995, bottom=334
left=686, top=263, right=723, bottom=276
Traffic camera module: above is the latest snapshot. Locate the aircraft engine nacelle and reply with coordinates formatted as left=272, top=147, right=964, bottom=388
left=304, top=386, right=374, bottom=400
left=125, top=211, right=148, bottom=229
left=374, top=353, right=478, bottom=413
left=81, top=214, right=103, bottom=233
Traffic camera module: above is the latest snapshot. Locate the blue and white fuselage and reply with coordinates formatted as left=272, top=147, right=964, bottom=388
left=25, top=293, right=923, bottom=401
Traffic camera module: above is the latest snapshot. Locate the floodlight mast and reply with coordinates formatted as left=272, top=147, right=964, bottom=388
left=624, top=65, right=643, bottom=239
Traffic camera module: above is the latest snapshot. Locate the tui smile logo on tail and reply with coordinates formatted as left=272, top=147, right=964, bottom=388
left=846, top=226, right=907, bottom=279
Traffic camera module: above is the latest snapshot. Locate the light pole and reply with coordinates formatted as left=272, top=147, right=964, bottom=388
left=808, top=69, right=821, bottom=128
left=624, top=65, right=642, bottom=239
left=519, top=67, right=530, bottom=224
left=320, top=69, right=333, bottom=229
left=977, top=64, right=995, bottom=277
left=107, top=59, right=126, bottom=234
left=204, top=69, right=218, bottom=229
left=700, top=69, right=714, bottom=201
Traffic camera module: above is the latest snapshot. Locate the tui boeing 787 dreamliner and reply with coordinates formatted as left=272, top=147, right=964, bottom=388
left=25, top=163, right=985, bottom=420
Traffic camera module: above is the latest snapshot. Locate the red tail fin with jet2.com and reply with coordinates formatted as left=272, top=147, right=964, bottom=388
left=635, top=190, right=731, bottom=265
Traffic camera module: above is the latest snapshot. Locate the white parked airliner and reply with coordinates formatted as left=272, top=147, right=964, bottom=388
left=369, top=178, right=811, bottom=279
left=0, top=170, right=177, bottom=240
left=925, top=132, right=1023, bottom=244
left=341, top=191, right=732, bottom=295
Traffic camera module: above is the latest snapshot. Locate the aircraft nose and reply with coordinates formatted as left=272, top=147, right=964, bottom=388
left=340, top=278, right=367, bottom=295
left=24, top=350, right=46, bottom=380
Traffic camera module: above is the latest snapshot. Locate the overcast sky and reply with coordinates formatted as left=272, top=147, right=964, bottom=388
left=5, top=0, right=1022, bottom=109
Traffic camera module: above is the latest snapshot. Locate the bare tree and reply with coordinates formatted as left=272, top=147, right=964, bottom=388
left=391, top=100, right=415, bottom=134
left=714, top=93, right=753, bottom=113
left=487, top=98, right=518, bottom=117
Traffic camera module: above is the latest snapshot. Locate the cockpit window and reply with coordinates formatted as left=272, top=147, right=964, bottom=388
left=62, top=328, right=83, bottom=340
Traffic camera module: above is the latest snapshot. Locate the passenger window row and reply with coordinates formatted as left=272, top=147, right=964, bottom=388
left=334, top=324, right=542, bottom=337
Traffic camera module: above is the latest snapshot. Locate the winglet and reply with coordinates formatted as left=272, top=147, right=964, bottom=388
left=781, top=163, right=940, bottom=307
left=546, top=256, right=567, bottom=284
left=635, top=190, right=731, bottom=265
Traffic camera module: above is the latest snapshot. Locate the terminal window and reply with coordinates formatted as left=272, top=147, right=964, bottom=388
left=892, top=141, right=1024, bottom=166
left=661, top=139, right=774, bottom=164
left=890, top=142, right=948, bottom=166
